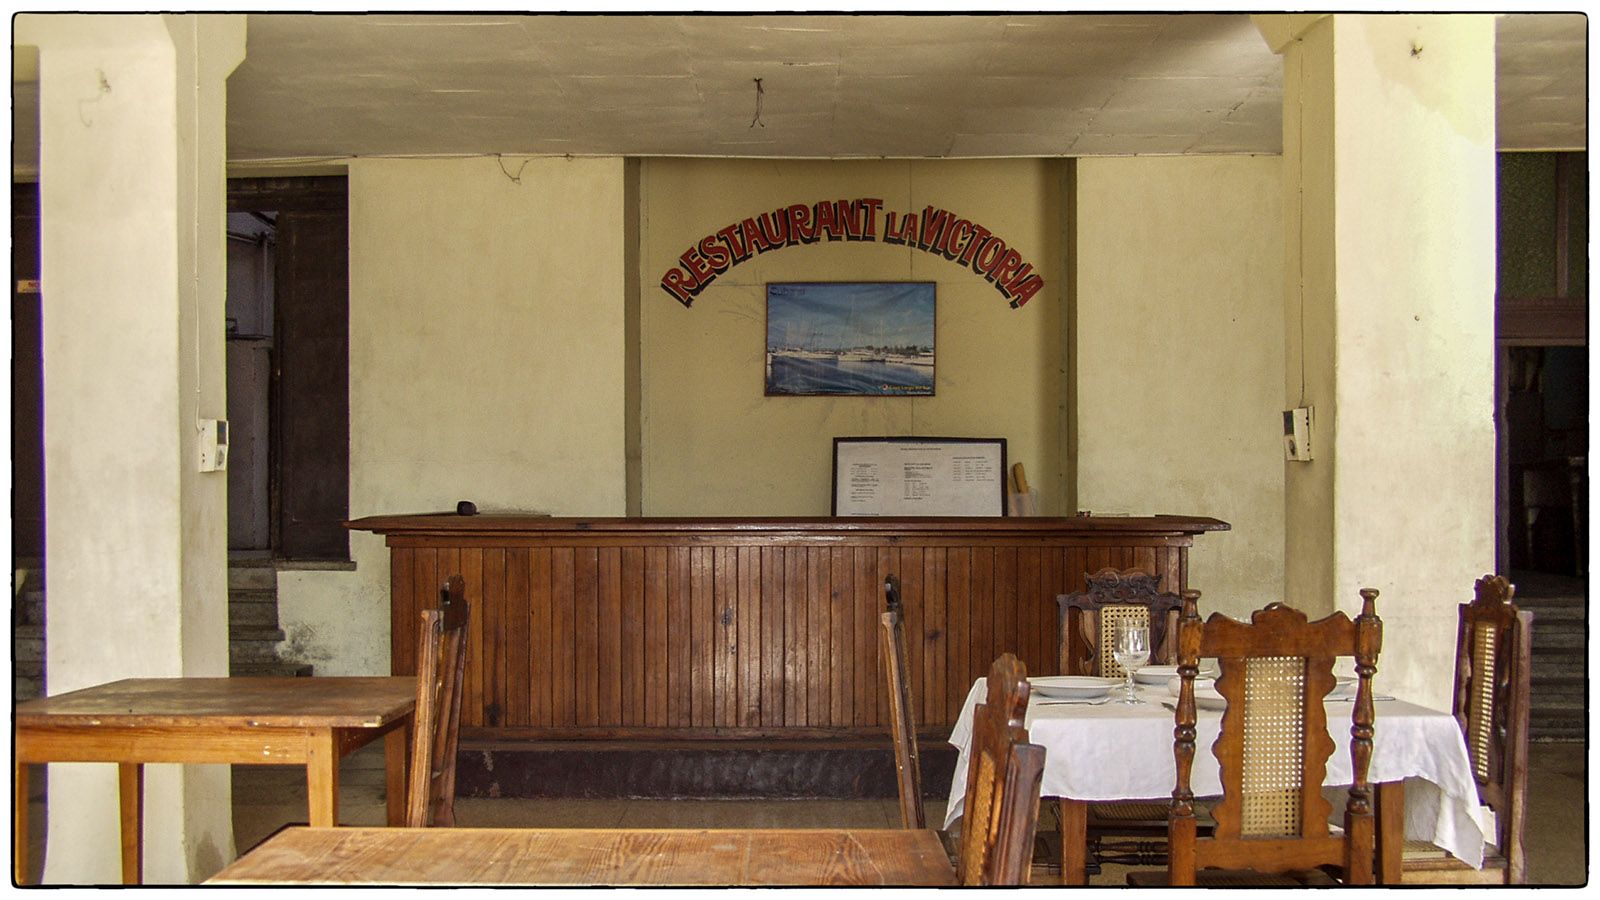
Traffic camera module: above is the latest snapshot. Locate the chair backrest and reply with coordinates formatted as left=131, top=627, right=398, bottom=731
left=406, top=574, right=470, bottom=827
left=1165, top=588, right=1383, bottom=885
left=956, top=653, right=1047, bottom=886
left=1452, top=574, right=1531, bottom=883
left=879, top=573, right=925, bottom=829
left=1056, top=567, right=1184, bottom=676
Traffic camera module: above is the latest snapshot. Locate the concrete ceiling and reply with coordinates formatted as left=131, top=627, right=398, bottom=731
left=10, top=12, right=1588, bottom=172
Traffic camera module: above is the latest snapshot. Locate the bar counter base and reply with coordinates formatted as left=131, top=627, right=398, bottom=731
left=456, top=737, right=957, bottom=800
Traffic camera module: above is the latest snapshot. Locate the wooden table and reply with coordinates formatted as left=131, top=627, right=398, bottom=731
left=13, top=676, right=416, bottom=885
left=207, top=825, right=958, bottom=885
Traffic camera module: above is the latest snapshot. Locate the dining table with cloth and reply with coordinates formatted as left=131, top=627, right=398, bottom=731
left=943, top=678, right=1494, bottom=884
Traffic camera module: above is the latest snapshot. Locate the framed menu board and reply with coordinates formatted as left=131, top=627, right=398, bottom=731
left=832, top=437, right=1008, bottom=516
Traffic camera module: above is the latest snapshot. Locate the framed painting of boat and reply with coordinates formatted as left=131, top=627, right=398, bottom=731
left=764, top=282, right=936, bottom=396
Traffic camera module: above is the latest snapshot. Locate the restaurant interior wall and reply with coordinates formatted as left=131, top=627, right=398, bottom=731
left=275, top=156, right=629, bottom=675
left=638, top=157, right=1067, bottom=517
left=1074, top=155, right=1287, bottom=622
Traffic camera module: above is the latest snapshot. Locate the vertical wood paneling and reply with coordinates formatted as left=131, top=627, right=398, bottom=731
left=761, top=547, right=785, bottom=727
left=783, top=548, right=807, bottom=725
left=946, top=548, right=971, bottom=721
left=1042, top=547, right=1063, bottom=675
left=1133, top=546, right=1157, bottom=577
left=713, top=547, right=737, bottom=728
left=1065, top=547, right=1088, bottom=594
left=574, top=548, right=599, bottom=727
left=668, top=547, right=692, bottom=727
left=737, top=546, right=761, bottom=727
left=690, top=547, right=713, bottom=728
left=387, top=528, right=1202, bottom=737
left=504, top=548, right=531, bottom=726
left=550, top=550, right=576, bottom=726
left=597, top=548, right=622, bottom=726
left=806, top=548, right=831, bottom=727
left=971, top=547, right=995, bottom=686
left=390, top=549, right=415, bottom=675
left=829, top=548, right=853, bottom=725
left=644, top=547, right=669, bottom=727
left=481, top=549, right=504, bottom=728
left=459, top=548, right=484, bottom=727
left=993, top=548, right=1017, bottom=661
left=853, top=547, right=878, bottom=728
left=1016, top=548, right=1042, bottom=676
left=1087, top=546, right=1111, bottom=578
left=621, top=547, right=645, bottom=727
left=922, top=549, right=946, bottom=727
left=899, top=548, right=924, bottom=721
left=529, top=548, right=552, bottom=726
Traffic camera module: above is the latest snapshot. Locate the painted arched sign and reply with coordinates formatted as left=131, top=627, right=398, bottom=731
left=658, top=197, right=1045, bottom=309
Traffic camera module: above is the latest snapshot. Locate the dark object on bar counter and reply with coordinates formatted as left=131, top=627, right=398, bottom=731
left=456, top=501, right=477, bottom=516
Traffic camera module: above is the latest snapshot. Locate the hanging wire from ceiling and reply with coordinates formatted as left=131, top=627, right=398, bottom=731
left=495, top=153, right=533, bottom=185
left=749, top=78, right=766, bottom=129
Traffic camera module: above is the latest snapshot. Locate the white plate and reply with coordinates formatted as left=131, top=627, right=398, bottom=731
left=1166, top=678, right=1225, bottom=709
left=1030, top=676, right=1114, bottom=700
left=1134, top=665, right=1217, bottom=685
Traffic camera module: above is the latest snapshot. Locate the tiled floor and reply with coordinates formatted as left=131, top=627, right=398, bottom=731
left=20, top=741, right=1589, bottom=885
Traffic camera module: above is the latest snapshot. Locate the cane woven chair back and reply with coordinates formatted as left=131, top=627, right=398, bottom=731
left=406, top=574, right=470, bottom=828
left=1162, top=589, right=1383, bottom=885
left=955, top=653, right=1046, bottom=886
left=1448, top=574, right=1531, bottom=883
left=1057, top=568, right=1182, bottom=677
left=880, top=573, right=926, bottom=830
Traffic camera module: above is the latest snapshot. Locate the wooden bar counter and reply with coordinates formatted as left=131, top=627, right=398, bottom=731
left=348, top=515, right=1228, bottom=741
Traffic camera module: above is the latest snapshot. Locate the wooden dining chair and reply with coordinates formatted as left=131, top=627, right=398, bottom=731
left=956, top=653, right=1048, bottom=886
left=1057, top=566, right=1183, bottom=676
left=1056, top=567, right=1196, bottom=868
left=1402, top=574, right=1531, bottom=884
left=878, top=573, right=933, bottom=833
left=406, top=573, right=471, bottom=827
left=1129, top=588, right=1384, bottom=886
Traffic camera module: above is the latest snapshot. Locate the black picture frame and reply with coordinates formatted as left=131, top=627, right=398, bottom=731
left=764, top=282, right=936, bottom=397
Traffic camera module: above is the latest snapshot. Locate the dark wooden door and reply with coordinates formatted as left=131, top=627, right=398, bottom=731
left=229, top=177, right=350, bottom=561
left=273, top=207, right=350, bottom=560
left=11, top=184, right=43, bottom=561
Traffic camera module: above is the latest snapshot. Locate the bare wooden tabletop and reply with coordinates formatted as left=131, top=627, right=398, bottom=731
left=15, top=677, right=416, bottom=729
left=208, top=826, right=958, bottom=886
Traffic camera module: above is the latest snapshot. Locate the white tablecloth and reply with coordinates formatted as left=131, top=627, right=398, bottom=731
left=943, top=679, right=1495, bottom=868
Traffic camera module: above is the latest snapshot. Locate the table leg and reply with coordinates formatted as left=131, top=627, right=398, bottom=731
left=385, top=721, right=410, bottom=826
left=1375, top=780, right=1404, bottom=884
left=13, top=760, right=30, bottom=885
left=1058, top=798, right=1087, bottom=885
left=119, top=763, right=144, bottom=885
left=306, top=728, right=340, bottom=828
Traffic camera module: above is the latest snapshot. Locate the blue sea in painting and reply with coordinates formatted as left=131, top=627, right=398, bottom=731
left=766, top=353, right=933, bottom=396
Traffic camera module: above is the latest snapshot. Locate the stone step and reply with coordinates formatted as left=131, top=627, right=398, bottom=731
left=1531, top=628, right=1585, bottom=651
left=229, top=628, right=287, bottom=662
left=13, top=674, right=44, bottom=703
left=229, top=660, right=314, bottom=678
left=229, top=590, right=282, bottom=629
left=228, top=564, right=277, bottom=591
left=14, top=589, right=45, bottom=626
left=13, top=625, right=44, bottom=664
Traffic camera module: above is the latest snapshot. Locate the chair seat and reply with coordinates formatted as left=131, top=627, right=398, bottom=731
left=1128, top=866, right=1341, bottom=887
left=1401, top=839, right=1508, bottom=885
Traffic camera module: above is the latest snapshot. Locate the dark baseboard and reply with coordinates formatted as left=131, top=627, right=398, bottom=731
left=455, top=739, right=958, bottom=801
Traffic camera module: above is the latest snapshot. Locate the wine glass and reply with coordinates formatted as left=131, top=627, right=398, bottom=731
left=1113, top=621, right=1151, bottom=704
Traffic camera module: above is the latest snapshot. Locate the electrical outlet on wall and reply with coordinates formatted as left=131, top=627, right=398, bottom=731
left=198, top=418, right=229, bottom=472
left=1282, top=407, right=1314, bottom=462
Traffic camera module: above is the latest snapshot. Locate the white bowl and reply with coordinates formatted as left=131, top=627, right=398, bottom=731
left=1136, top=664, right=1218, bottom=685
left=1166, top=676, right=1225, bottom=709
left=1328, top=675, right=1358, bottom=699
left=1030, top=675, right=1114, bottom=700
